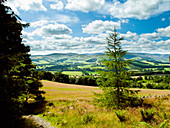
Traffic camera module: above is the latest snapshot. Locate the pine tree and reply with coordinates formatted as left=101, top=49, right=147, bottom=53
left=95, top=29, right=140, bottom=108
left=0, top=0, right=45, bottom=126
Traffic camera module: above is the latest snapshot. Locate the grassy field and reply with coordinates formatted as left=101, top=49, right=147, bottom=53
left=62, top=71, right=83, bottom=76
left=39, top=80, right=170, bottom=128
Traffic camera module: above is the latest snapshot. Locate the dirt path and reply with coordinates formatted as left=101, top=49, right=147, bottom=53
left=23, top=115, right=54, bottom=128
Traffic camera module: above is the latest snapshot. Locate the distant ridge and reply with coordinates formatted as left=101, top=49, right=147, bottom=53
left=31, top=52, right=170, bottom=62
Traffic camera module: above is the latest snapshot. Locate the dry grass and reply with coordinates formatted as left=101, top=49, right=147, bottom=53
left=40, top=80, right=170, bottom=128
left=41, top=80, right=102, bottom=101
left=41, top=80, right=170, bottom=100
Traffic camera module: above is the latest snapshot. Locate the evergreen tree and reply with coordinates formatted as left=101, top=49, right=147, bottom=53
left=0, top=0, right=45, bottom=126
left=95, top=29, right=140, bottom=108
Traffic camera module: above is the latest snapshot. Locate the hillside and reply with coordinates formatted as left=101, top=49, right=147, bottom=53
left=39, top=80, right=170, bottom=128
left=31, top=53, right=170, bottom=75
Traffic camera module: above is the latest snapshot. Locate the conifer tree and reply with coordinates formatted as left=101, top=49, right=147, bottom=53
left=0, top=0, right=45, bottom=126
left=95, top=29, right=139, bottom=108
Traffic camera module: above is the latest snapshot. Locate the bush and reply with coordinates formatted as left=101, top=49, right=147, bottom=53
left=115, top=110, right=126, bottom=122
left=81, top=114, right=94, bottom=124
left=69, top=77, right=76, bottom=84
left=43, top=71, right=54, bottom=81
left=138, top=82, right=144, bottom=88
left=146, top=83, right=153, bottom=89
left=75, top=76, right=98, bottom=86
left=54, top=72, right=69, bottom=83
left=140, top=109, right=155, bottom=122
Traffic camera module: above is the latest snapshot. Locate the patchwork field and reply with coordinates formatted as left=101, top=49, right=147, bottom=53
left=32, top=53, right=170, bottom=76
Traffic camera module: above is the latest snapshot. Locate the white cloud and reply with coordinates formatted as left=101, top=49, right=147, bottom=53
left=43, top=35, right=72, bottom=40
left=120, top=19, right=129, bottom=23
left=108, top=0, right=170, bottom=19
left=30, top=20, right=53, bottom=28
left=23, top=22, right=170, bottom=55
left=6, top=0, right=47, bottom=14
left=157, top=25, right=170, bottom=37
left=120, top=31, right=138, bottom=40
left=33, top=24, right=72, bottom=36
left=157, top=39, right=170, bottom=48
left=24, top=30, right=170, bottom=55
left=24, top=33, right=107, bottom=55
left=50, top=1, right=64, bottom=10
left=82, top=20, right=121, bottom=34
left=65, top=0, right=105, bottom=13
left=140, top=32, right=160, bottom=40
left=22, top=31, right=34, bottom=40
left=55, top=14, right=79, bottom=23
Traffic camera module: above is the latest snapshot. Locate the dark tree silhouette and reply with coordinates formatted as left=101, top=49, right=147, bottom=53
left=0, top=0, right=45, bottom=126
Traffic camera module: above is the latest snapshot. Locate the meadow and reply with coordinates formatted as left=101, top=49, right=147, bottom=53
left=39, top=80, right=170, bottom=128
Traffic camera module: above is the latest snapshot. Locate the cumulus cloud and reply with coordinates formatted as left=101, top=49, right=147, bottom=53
left=23, top=20, right=170, bottom=55
left=50, top=1, right=64, bottom=10
left=33, top=24, right=72, bottom=36
left=30, top=20, right=53, bottom=28
left=30, top=15, right=79, bottom=28
left=120, top=31, right=138, bottom=40
left=65, top=0, right=105, bottom=12
left=108, top=0, right=170, bottom=19
left=43, top=35, right=72, bottom=40
left=24, top=33, right=107, bottom=55
left=24, top=29, right=170, bottom=55
left=157, top=25, right=170, bottom=37
left=140, top=32, right=160, bottom=40
left=82, top=20, right=121, bottom=34
left=121, top=38, right=170, bottom=54
left=22, top=31, right=34, bottom=40
left=6, top=0, right=47, bottom=14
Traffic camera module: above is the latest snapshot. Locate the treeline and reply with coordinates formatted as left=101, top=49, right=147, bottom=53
left=132, top=60, right=170, bottom=68
left=133, top=71, right=170, bottom=76
left=130, top=75, right=170, bottom=89
left=33, top=71, right=170, bottom=89
left=33, top=71, right=98, bottom=86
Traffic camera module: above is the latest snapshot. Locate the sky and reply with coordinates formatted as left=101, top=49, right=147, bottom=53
left=4, top=0, right=170, bottom=55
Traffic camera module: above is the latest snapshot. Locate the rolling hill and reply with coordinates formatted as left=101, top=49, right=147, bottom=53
left=31, top=53, right=170, bottom=75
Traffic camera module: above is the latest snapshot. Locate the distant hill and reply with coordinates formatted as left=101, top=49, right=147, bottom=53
left=31, top=52, right=170, bottom=62
left=31, top=52, right=170, bottom=75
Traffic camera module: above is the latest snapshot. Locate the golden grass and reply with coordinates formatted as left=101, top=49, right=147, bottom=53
left=40, top=80, right=170, bottom=128
left=41, top=80, right=101, bottom=101
left=41, top=80, right=170, bottom=100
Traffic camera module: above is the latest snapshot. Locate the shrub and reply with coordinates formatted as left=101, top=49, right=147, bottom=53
left=81, top=114, right=94, bottom=124
left=69, top=77, right=76, bottom=84
left=140, top=109, right=155, bottom=122
left=115, top=110, right=126, bottom=122
left=54, top=72, right=69, bottom=83
left=159, top=119, right=168, bottom=128
left=146, top=83, right=153, bottom=89
left=43, top=71, right=54, bottom=81
left=138, top=82, right=144, bottom=88
left=140, top=119, right=168, bottom=128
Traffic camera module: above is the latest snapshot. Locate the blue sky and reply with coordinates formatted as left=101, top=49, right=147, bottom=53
left=5, top=0, right=170, bottom=55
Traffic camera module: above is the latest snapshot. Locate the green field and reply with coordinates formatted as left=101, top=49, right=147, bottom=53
left=32, top=53, right=170, bottom=76
left=62, top=71, right=83, bottom=76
